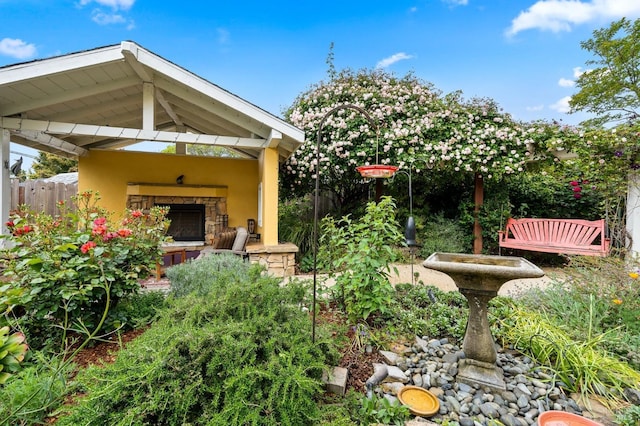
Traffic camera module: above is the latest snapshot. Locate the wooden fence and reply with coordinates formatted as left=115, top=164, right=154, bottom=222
left=10, top=178, right=78, bottom=215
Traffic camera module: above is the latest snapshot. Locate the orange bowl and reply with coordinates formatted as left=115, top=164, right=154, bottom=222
left=397, top=385, right=439, bottom=417
left=537, top=410, right=604, bottom=426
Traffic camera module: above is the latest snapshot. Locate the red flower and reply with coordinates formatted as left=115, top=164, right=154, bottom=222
left=5, top=221, right=14, bottom=228
left=574, top=193, right=582, bottom=199
left=92, top=225, right=107, bottom=236
left=93, top=217, right=107, bottom=226
left=570, top=180, right=580, bottom=186
left=131, top=210, right=143, bottom=218
left=572, top=186, right=582, bottom=192
left=81, top=241, right=97, bottom=254
left=117, top=228, right=132, bottom=237
left=103, top=231, right=119, bottom=242
left=13, top=225, right=33, bottom=236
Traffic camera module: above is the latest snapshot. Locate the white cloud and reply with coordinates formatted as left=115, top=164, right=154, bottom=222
left=0, top=38, right=37, bottom=59
left=79, top=0, right=135, bottom=11
left=506, top=0, right=640, bottom=36
left=91, top=9, right=126, bottom=25
left=557, top=66, right=586, bottom=87
left=526, top=104, right=545, bottom=112
left=376, top=52, right=414, bottom=69
left=81, top=0, right=135, bottom=28
left=558, top=77, right=575, bottom=87
left=550, top=96, right=572, bottom=113
left=217, top=28, right=230, bottom=44
left=442, top=0, right=469, bottom=5
left=409, top=6, right=418, bottom=13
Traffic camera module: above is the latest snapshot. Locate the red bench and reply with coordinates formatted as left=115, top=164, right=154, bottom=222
left=498, top=218, right=610, bottom=257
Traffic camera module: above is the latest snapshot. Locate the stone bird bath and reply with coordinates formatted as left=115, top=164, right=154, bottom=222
left=423, top=252, right=544, bottom=391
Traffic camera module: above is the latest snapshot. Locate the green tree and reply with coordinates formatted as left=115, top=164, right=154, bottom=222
left=161, top=143, right=241, bottom=157
left=28, top=152, right=78, bottom=179
left=570, top=18, right=640, bottom=126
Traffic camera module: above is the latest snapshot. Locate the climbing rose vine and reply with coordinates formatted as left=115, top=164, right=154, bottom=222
left=282, top=68, right=535, bottom=204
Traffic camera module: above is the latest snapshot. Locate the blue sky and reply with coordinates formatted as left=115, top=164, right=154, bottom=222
left=2, top=0, right=640, bottom=171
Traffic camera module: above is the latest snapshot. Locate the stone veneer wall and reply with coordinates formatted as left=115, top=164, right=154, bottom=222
left=247, top=243, right=298, bottom=278
left=127, top=195, right=227, bottom=243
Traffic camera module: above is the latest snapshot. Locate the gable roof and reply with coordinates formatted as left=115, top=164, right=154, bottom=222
left=0, top=41, right=304, bottom=162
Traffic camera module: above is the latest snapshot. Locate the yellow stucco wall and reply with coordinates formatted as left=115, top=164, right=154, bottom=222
left=259, top=147, right=279, bottom=245
left=78, top=149, right=260, bottom=231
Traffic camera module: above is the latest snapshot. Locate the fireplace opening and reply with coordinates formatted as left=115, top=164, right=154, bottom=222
left=161, top=204, right=205, bottom=241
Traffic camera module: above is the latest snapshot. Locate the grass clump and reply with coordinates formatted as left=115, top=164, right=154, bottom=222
left=494, top=299, right=640, bottom=405
left=57, top=254, right=340, bottom=425
left=0, top=360, right=70, bottom=425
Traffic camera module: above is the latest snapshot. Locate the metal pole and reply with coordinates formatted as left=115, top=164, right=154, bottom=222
left=312, top=104, right=378, bottom=343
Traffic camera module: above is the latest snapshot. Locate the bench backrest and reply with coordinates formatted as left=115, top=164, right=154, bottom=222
left=503, top=218, right=606, bottom=247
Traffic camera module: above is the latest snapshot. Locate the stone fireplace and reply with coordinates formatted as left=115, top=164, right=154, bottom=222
left=126, top=183, right=228, bottom=244
left=161, top=203, right=205, bottom=241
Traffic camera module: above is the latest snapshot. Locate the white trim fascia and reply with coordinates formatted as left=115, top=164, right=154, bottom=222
left=1, top=117, right=267, bottom=148
left=0, top=45, right=124, bottom=85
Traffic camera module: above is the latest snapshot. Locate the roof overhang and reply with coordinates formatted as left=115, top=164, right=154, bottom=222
left=0, top=41, right=304, bottom=162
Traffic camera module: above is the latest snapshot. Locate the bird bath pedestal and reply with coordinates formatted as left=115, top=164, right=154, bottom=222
left=423, top=253, right=544, bottom=391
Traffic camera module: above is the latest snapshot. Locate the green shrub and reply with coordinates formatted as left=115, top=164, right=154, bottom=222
left=109, top=291, right=167, bottom=330
left=59, top=257, right=340, bottom=425
left=520, top=256, right=640, bottom=368
left=615, top=404, right=640, bottom=426
left=359, top=393, right=410, bottom=425
left=279, top=196, right=315, bottom=260
left=166, top=252, right=259, bottom=298
left=319, top=197, right=404, bottom=322
left=391, top=284, right=467, bottom=340
left=418, top=214, right=470, bottom=258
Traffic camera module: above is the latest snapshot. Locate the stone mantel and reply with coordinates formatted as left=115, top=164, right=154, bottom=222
left=126, top=182, right=227, bottom=198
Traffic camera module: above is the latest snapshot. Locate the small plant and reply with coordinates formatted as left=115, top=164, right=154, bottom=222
left=0, top=326, right=28, bottom=384
left=359, top=393, right=410, bottom=426
left=319, top=197, right=404, bottom=322
left=615, top=404, right=640, bottom=426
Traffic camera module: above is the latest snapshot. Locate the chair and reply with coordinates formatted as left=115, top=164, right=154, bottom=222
left=206, top=226, right=250, bottom=258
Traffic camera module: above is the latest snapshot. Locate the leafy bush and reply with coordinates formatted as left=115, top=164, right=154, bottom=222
left=166, top=252, right=258, bottom=298
left=615, top=404, right=640, bottom=426
left=59, top=256, right=340, bottom=425
left=418, top=214, right=470, bottom=258
left=391, top=284, right=467, bottom=340
left=1, top=191, right=169, bottom=349
left=279, top=196, right=315, bottom=260
left=359, top=393, right=410, bottom=425
left=319, top=197, right=404, bottom=322
left=109, top=291, right=167, bottom=330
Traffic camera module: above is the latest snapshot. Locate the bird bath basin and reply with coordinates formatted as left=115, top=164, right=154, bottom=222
left=423, top=252, right=544, bottom=391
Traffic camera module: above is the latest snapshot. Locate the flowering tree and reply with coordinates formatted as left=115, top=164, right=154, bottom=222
left=282, top=68, right=536, bottom=209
